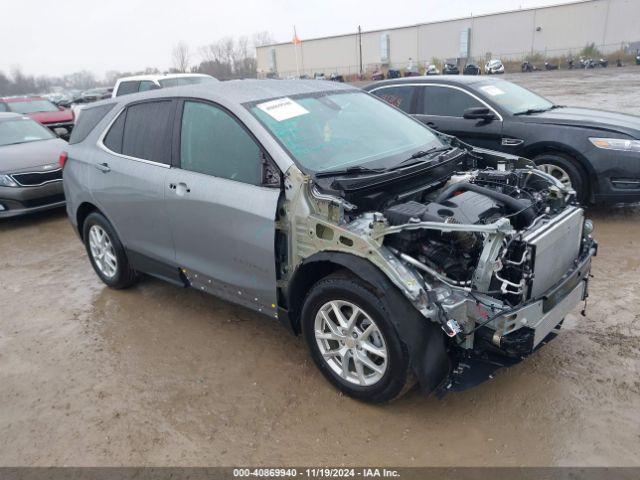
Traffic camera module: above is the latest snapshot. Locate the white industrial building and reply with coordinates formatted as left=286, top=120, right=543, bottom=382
left=256, top=0, right=640, bottom=78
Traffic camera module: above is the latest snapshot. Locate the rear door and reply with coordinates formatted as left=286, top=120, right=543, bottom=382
left=414, top=85, right=503, bottom=150
left=164, top=99, right=280, bottom=315
left=91, top=100, right=176, bottom=269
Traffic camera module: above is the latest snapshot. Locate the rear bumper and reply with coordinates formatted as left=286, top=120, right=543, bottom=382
left=0, top=182, right=65, bottom=218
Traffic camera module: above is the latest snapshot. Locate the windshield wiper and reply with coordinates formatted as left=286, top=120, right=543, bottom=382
left=315, top=165, right=387, bottom=178
left=389, top=146, right=452, bottom=171
left=513, top=107, right=553, bottom=116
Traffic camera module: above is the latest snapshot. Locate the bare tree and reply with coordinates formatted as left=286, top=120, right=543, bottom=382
left=252, top=31, right=275, bottom=48
left=172, top=42, right=191, bottom=73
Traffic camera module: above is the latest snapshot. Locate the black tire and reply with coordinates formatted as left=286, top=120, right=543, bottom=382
left=533, top=152, right=588, bottom=203
left=301, top=271, right=414, bottom=403
left=82, top=212, right=138, bottom=289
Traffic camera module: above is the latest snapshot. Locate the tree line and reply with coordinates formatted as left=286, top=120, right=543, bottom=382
left=0, top=31, right=274, bottom=97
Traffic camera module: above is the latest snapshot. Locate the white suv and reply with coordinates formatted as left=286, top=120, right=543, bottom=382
left=111, top=73, right=217, bottom=98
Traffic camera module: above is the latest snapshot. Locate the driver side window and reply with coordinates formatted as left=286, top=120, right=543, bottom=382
left=179, top=101, right=263, bottom=186
left=421, top=86, right=483, bottom=117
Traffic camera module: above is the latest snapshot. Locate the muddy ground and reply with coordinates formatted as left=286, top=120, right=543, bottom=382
left=1, top=68, right=639, bottom=467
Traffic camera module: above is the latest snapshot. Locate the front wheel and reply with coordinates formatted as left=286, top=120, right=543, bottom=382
left=534, top=153, right=588, bottom=203
left=301, top=272, right=414, bottom=403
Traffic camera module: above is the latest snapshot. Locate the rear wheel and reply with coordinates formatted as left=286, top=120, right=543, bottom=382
left=301, top=272, right=414, bottom=403
left=83, top=212, right=138, bottom=289
left=534, top=153, right=588, bottom=203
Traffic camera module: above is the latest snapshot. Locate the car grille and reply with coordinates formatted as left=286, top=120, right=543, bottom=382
left=11, top=169, right=62, bottom=187
left=523, top=207, right=584, bottom=298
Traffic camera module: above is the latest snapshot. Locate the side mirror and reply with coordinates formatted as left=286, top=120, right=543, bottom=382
left=463, top=107, right=495, bottom=121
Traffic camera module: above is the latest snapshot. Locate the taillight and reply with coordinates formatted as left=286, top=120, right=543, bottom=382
left=59, top=151, right=68, bottom=169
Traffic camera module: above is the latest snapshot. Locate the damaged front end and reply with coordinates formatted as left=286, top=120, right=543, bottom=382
left=279, top=143, right=596, bottom=394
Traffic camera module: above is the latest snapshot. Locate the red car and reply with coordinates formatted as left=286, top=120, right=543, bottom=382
left=0, top=96, right=74, bottom=139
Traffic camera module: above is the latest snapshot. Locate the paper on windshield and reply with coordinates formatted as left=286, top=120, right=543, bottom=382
left=256, top=97, right=309, bottom=122
left=480, top=85, right=505, bottom=96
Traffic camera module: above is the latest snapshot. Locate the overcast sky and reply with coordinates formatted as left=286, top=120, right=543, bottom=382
left=1, top=0, right=579, bottom=78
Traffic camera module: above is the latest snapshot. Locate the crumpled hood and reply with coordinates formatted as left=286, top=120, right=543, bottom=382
left=0, top=138, right=67, bottom=173
left=27, top=109, right=74, bottom=125
left=521, top=107, right=640, bottom=138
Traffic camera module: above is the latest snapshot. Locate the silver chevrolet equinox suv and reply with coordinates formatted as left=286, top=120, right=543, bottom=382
left=63, top=80, right=596, bottom=403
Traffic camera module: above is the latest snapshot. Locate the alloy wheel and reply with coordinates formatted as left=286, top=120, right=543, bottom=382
left=88, top=225, right=118, bottom=278
left=314, top=300, right=388, bottom=386
left=538, top=163, right=573, bottom=189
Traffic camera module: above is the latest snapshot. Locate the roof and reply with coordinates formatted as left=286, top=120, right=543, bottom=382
left=117, top=79, right=358, bottom=105
left=363, top=75, right=499, bottom=90
left=0, top=96, right=46, bottom=102
left=115, top=73, right=215, bottom=82
left=0, top=112, right=25, bottom=122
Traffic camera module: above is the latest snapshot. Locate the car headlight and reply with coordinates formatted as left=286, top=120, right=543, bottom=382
left=0, top=174, right=18, bottom=187
left=589, top=137, right=640, bottom=153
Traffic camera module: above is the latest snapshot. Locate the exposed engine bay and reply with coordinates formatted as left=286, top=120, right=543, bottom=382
left=281, top=143, right=597, bottom=392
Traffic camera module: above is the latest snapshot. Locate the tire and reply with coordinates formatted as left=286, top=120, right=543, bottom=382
left=82, top=212, right=138, bottom=289
left=301, top=271, right=414, bottom=403
left=533, top=152, right=588, bottom=203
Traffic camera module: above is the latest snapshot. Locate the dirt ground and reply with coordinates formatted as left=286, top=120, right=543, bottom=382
left=1, top=68, right=639, bottom=467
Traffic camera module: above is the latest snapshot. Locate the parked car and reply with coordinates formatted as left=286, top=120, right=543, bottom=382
left=62, top=80, right=595, bottom=402
left=112, top=73, right=217, bottom=98
left=463, top=63, right=481, bottom=75
left=0, top=96, right=74, bottom=139
left=544, top=61, right=559, bottom=70
left=636, top=52, right=640, bottom=65
left=424, top=65, right=440, bottom=75
left=387, top=69, right=401, bottom=79
left=81, top=87, right=112, bottom=103
left=313, top=73, right=326, bottom=80
left=484, top=59, right=505, bottom=74
left=0, top=113, right=67, bottom=218
left=365, top=76, right=640, bottom=203
left=330, top=73, right=344, bottom=82
left=442, top=63, right=460, bottom=75
left=371, top=70, right=385, bottom=81
left=521, top=61, right=536, bottom=72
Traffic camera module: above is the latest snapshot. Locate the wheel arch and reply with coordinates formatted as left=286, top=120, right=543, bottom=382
left=520, top=141, right=597, bottom=196
left=76, top=202, right=102, bottom=240
left=283, top=252, right=392, bottom=335
left=283, top=251, right=451, bottom=394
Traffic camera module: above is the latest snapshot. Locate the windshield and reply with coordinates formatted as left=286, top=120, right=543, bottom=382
left=249, top=91, right=443, bottom=173
left=0, top=118, right=55, bottom=146
left=7, top=100, right=59, bottom=114
left=476, top=80, right=554, bottom=114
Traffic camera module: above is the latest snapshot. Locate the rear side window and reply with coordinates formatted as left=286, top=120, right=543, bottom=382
left=69, top=103, right=115, bottom=144
left=121, top=101, right=174, bottom=164
left=180, top=101, right=262, bottom=185
left=103, top=110, right=126, bottom=152
left=372, top=86, right=414, bottom=113
left=421, top=86, right=483, bottom=117
left=159, top=78, right=179, bottom=88
left=116, top=81, right=140, bottom=97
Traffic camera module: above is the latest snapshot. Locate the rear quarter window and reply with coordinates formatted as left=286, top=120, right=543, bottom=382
left=69, top=104, right=116, bottom=144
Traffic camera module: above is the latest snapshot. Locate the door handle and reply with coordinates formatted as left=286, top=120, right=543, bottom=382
left=95, top=162, right=111, bottom=173
left=175, top=182, right=191, bottom=196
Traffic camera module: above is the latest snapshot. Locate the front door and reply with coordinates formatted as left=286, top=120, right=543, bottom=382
left=165, top=100, right=280, bottom=315
left=414, top=85, right=503, bottom=151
